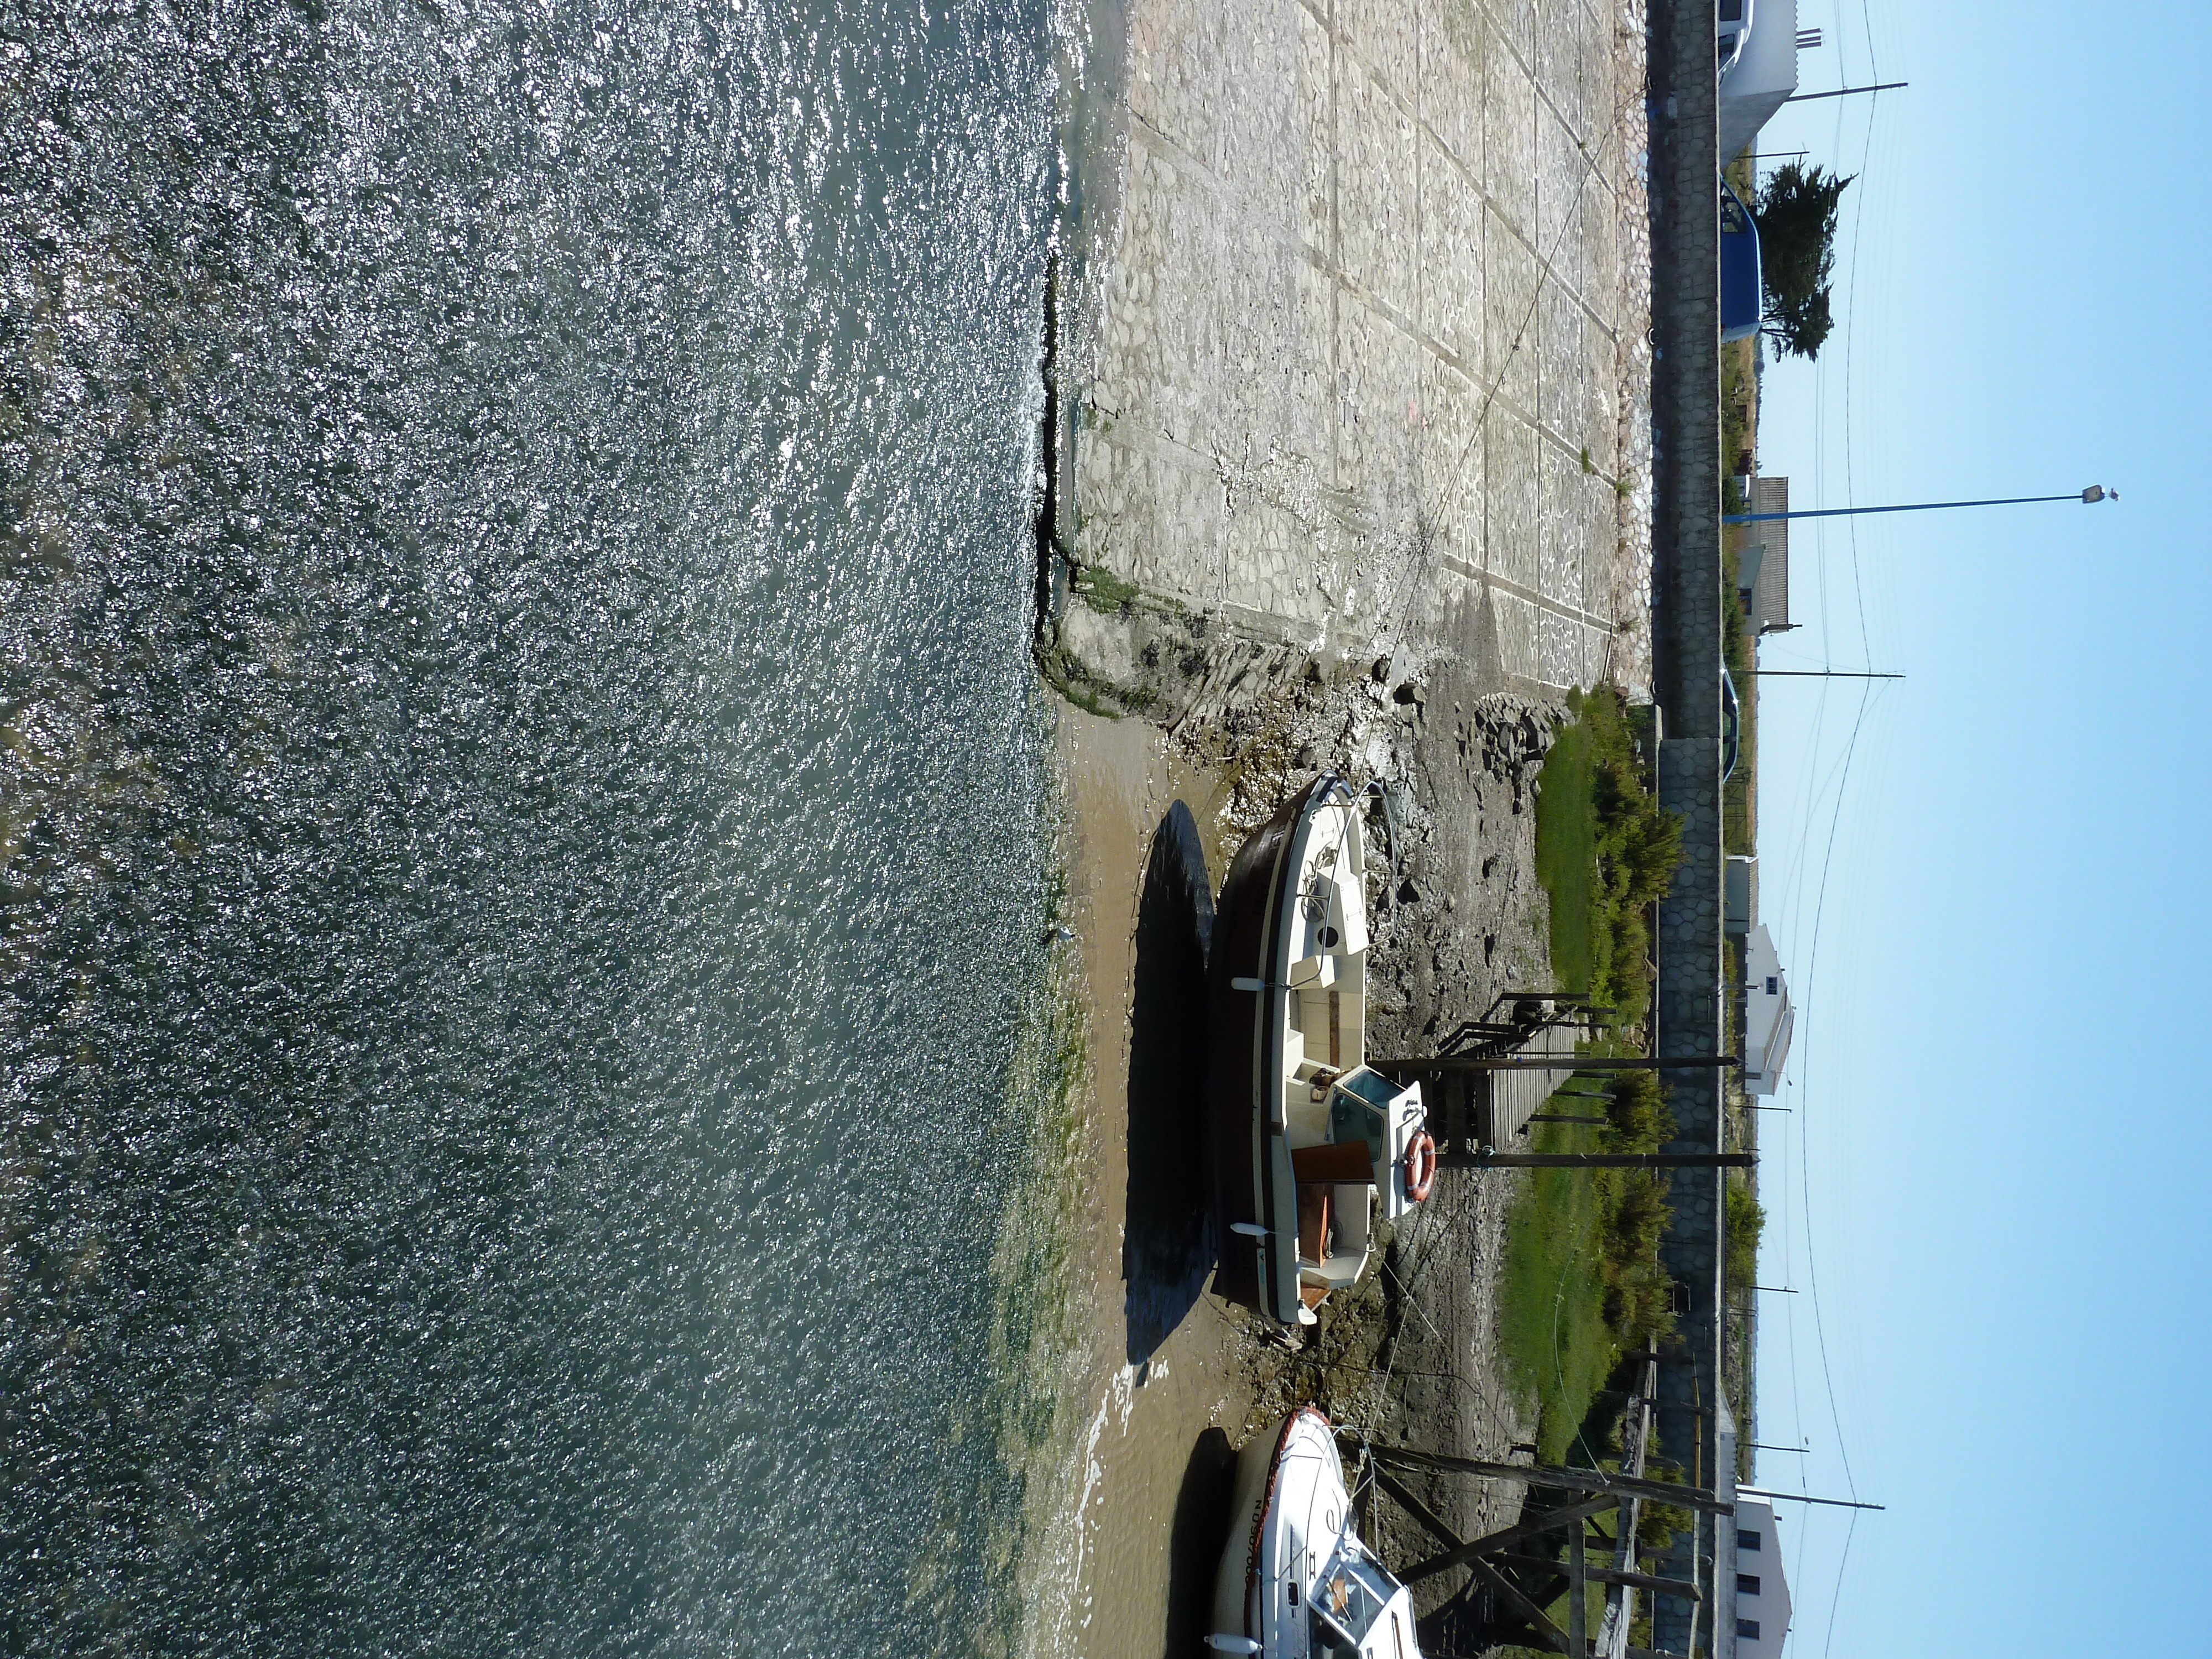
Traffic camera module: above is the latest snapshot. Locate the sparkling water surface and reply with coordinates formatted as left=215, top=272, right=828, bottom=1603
left=2, top=2, right=1064, bottom=1650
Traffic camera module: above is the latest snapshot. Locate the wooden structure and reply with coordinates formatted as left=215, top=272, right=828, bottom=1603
left=1386, top=990, right=1592, bottom=1162
left=1431, top=990, right=1616, bottom=1058
left=1371, top=1046, right=1741, bottom=1167
left=1347, top=1358, right=1726, bottom=1659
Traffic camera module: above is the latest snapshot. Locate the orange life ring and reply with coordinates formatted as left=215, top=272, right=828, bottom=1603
left=1403, top=1131, right=1437, bottom=1203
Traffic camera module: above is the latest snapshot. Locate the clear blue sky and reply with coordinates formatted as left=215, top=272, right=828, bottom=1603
left=1745, top=3, right=2212, bottom=1652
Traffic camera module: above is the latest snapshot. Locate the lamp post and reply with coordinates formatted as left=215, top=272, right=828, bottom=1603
left=1725, top=484, right=2117, bottom=525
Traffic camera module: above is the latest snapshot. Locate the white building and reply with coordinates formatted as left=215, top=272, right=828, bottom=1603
left=1720, top=1497, right=1793, bottom=1657
left=1708, top=1403, right=1794, bottom=1659
left=1739, top=476, right=1793, bottom=635
left=1718, top=0, right=1801, bottom=164
left=1742, top=925, right=1793, bottom=1096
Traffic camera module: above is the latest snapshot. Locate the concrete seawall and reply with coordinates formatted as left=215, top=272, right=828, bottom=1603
left=1645, top=0, right=1728, bottom=1651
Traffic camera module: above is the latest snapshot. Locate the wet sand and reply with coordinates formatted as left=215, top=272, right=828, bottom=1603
left=1021, top=708, right=1281, bottom=1659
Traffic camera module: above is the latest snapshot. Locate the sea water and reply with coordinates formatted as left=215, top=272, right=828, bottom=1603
left=1, top=2, right=1073, bottom=1651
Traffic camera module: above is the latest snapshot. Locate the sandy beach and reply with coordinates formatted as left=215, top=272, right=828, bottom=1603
left=1022, top=686, right=1584, bottom=1655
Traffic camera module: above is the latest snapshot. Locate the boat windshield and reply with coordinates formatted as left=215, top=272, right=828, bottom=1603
left=1328, top=1068, right=1406, bottom=1170
left=1310, top=1547, right=1400, bottom=1655
left=1333, top=1067, right=1400, bottom=1113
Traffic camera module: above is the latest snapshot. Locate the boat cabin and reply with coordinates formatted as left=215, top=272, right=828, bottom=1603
left=1286, top=1066, right=1426, bottom=1308
left=1310, top=1537, right=1418, bottom=1659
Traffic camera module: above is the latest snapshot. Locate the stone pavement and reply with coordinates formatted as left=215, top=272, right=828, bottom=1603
left=1063, top=0, right=1652, bottom=714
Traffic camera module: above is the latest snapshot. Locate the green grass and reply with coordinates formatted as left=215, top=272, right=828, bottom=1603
left=1533, top=718, right=1598, bottom=998
left=1533, top=687, right=1681, bottom=1026
left=1499, top=1119, right=1613, bottom=1464
left=1498, top=1073, right=1679, bottom=1464
left=1506, top=693, right=1690, bottom=1460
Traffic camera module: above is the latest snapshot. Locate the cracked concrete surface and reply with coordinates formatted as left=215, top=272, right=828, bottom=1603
left=1064, top=0, right=1653, bottom=722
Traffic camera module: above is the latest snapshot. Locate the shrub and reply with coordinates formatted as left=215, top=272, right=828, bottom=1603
left=1602, top=1069, right=1673, bottom=1150
left=1725, top=1182, right=1765, bottom=1290
left=1637, top=1500, right=1694, bottom=1554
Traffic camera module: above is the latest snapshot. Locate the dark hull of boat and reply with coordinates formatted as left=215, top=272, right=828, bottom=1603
left=1208, top=776, right=1335, bottom=1326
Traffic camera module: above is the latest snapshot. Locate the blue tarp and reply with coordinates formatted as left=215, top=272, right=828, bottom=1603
left=1721, top=179, right=1763, bottom=343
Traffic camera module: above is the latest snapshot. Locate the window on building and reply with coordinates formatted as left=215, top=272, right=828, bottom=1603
left=1736, top=1620, right=1761, bottom=1640
left=1736, top=1573, right=1761, bottom=1595
left=1736, top=1528, right=1761, bottom=1551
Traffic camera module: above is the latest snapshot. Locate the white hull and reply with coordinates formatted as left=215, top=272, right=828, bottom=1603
left=1208, top=1410, right=1421, bottom=1659
left=1214, top=777, right=1433, bottom=1329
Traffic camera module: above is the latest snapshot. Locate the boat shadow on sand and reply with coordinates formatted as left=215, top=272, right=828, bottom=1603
left=1123, top=800, right=1217, bottom=1366
left=1163, top=1426, right=1239, bottom=1653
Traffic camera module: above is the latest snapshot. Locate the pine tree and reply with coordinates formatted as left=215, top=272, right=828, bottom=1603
left=1752, top=163, right=1854, bottom=359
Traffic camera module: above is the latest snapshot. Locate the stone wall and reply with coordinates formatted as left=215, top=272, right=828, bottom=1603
left=1645, top=0, right=1726, bottom=1652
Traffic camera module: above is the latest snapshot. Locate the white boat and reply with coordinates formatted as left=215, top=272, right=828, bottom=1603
left=1207, top=1408, right=1423, bottom=1658
left=1210, top=776, right=1436, bottom=1328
